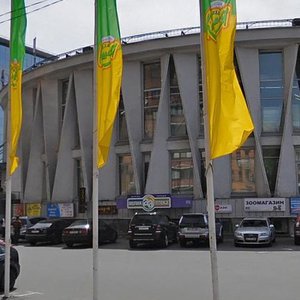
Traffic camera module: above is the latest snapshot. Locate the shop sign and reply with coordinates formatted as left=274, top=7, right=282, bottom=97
left=127, top=194, right=171, bottom=212
left=26, top=203, right=42, bottom=217
left=290, top=197, right=300, bottom=215
left=98, top=205, right=118, bottom=215
left=47, top=203, right=74, bottom=217
left=12, top=204, right=25, bottom=216
left=244, top=198, right=286, bottom=212
left=215, top=204, right=232, bottom=213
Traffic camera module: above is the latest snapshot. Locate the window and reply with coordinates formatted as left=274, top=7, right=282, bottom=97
left=61, top=79, right=69, bottom=123
left=118, top=94, right=129, bottom=141
left=263, top=148, right=280, bottom=195
left=144, top=62, right=161, bottom=139
left=198, top=56, right=204, bottom=135
left=143, top=153, right=151, bottom=191
left=259, top=51, right=284, bottom=133
left=169, top=56, right=187, bottom=137
left=292, top=48, right=300, bottom=131
left=231, top=149, right=255, bottom=193
left=171, top=151, right=193, bottom=194
left=119, top=154, right=136, bottom=196
left=295, top=149, right=300, bottom=194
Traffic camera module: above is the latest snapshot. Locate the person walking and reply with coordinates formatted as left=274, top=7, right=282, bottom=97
left=12, top=216, right=22, bottom=244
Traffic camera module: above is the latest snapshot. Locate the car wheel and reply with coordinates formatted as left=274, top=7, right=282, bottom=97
left=51, top=234, right=61, bottom=244
left=66, top=242, right=73, bottom=248
left=160, top=234, right=168, bottom=248
left=295, top=237, right=300, bottom=245
left=30, top=241, right=36, bottom=246
left=234, top=242, right=239, bottom=247
left=179, top=240, right=186, bottom=247
left=218, top=229, right=224, bottom=243
left=9, top=268, right=17, bottom=291
left=129, top=240, right=137, bottom=249
left=111, top=232, right=118, bottom=243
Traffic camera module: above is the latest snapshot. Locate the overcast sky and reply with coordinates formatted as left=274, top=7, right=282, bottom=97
left=0, top=0, right=299, bottom=54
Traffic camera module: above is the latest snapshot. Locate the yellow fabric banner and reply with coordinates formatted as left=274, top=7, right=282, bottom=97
left=203, top=0, right=254, bottom=159
left=9, top=0, right=27, bottom=175
left=96, top=0, right=123, bottom=168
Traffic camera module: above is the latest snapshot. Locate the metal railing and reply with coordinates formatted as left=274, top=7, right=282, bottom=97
left=13, top=19, right=298, bottom=76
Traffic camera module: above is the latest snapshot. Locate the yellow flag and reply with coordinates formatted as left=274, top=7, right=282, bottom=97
left=96, top=0, right=123, bottom=168
left=9, top=0, right=27, bottom=175
left=202, top=0, right=254, bottom=159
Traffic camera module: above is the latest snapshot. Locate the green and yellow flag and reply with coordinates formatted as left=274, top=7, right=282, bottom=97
left=96, top=0, right=123, bottom=168
left=9, top=0, right=27, bottom=175
left=202, top=0, right=254, bottom=159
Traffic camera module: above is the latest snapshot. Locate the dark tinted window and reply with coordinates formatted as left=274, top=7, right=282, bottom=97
left=179, top=215, right=206, bottom=227
left=130, top=215, right=158, bottom=225
left=241, top=220, right=267, bottom=227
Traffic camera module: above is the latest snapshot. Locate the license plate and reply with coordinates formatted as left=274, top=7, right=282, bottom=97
left=70, top=231, right=79, bottom=234
left=31, top=230, right=40, bottom=233
left=245, top=237, right=257, bottom=242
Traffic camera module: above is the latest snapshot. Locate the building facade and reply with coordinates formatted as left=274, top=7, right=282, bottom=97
left=0, top=20, right=300, bottom=234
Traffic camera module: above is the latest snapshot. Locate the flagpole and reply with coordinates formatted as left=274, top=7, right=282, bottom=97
left=199, top=1, right=220, bottom=300
left=93, top=1, right=99, bottom=300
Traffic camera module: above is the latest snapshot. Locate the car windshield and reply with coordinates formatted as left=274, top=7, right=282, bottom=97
left=31, top=221, right=54, bottom=228
left=240, top=220, right=267, bottom=227
left=180, top=215, right=206, bottom=227
left=131, top=215, right=157, bottom=225
left=70, top=219, right=89, bottom=226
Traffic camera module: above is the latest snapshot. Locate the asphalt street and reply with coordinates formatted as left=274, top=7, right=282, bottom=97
left=1, top=237, right=299, bottom=300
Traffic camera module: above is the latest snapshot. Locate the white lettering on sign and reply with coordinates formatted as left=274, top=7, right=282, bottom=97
left=244, top=198, right=286, bottom=212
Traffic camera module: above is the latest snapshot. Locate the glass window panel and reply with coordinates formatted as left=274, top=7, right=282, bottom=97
left=169, top=56, right=187, bottom=137
left=118, top=95, right=128, bottom=141
left=263, top=148, right=280, bottom=195
left=144, top=63, right=161, bottom=139
left=171, top=151, right=193, bottom=195
left=119, top=155, right=136, bottom=196
left=231, top=149, right=255, bottom=193
left=259, top=51, right=284, bottom=133
left=259, top=52, right=283, bottom=80
left=292, top=48, right=300, bottom=130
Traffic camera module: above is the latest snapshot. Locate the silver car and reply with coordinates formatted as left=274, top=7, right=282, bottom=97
left=234, top=217, right=275, bottom=247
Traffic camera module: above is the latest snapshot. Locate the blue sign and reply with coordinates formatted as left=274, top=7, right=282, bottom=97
left=47, top=204, right=60, bottom=217
left=290, top=197, right=300, bottom=215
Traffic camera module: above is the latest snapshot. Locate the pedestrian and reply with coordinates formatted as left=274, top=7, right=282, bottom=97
left=12, top=216, right=22, bottom=244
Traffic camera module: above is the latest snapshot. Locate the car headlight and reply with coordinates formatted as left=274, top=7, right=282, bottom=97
left=235, top=232, right=243, bottom=238
left=260, top=232, right=269, bottom=237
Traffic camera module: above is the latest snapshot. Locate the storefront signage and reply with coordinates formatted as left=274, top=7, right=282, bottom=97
left=127, top=194, right=171, bottom=212
left=244, top=198, right=286, bottom=212
left=98, top=205, right=118, bottom=215
left=290, top=197, right=300, bottom=215
left=47, top=203, right=74, bottom=217
left=215, top=204, right=232, bottom=213
left=26, top=203, right=42, bottom=217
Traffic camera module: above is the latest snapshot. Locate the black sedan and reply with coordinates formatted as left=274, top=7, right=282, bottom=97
left=0, top=241, right=20, bottom=291
left=62, top=219, right=118, bottom=248
left=25, top=218, right=77, bottom=245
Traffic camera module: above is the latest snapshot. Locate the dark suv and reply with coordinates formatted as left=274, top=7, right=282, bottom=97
left=128, top=212, right=178, bottom=248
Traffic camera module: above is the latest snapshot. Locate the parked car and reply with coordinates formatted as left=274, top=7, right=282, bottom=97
left=62, top=219, right=118, bottom=248
left=177, top=213, right=223, bottom=247
left=25, top=218, right=77, bottom=245
left=128, top=212, right=178, bottom=248
left=294, top=215, right=300, bottom=245
left=0, top=241, right=20, bottom=291
left=234, top=217, right=275, bottom=247
left=2, top=216, right=46, bottom=240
